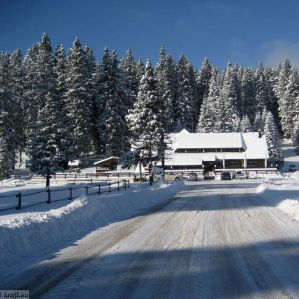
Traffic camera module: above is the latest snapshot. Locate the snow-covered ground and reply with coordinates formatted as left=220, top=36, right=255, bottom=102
left=0, top=181, right=185, bottom=285
left=280, top=138, right=299, bottom=172
left=257, top=175, right=299, bottom=223
left=3, top=152, right=299, bottom=299
left=1, top=178, right=299, bottom=298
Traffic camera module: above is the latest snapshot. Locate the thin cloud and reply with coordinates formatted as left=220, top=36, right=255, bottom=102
left=261, top=39, right=299, bottom=68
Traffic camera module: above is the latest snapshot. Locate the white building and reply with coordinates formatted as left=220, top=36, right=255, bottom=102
left=164, top=129, right=271, bottom=172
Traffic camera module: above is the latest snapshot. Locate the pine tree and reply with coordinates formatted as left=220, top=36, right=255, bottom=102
left=197, top=67, right=220, bottom=132
left=196, top=57, right=212, bottom=125
left=127, top=59, right=161, bottom=163
left=54, top=44, right=73, bottom=166
left=104, top=50, right=128, bottom=156
left=217, top=63, right=240, bottom=132
left=155, top=47, right=175, bottom=175
left=264, top=111, right=280, bottom=157
left=165, top=55, right=178, bottom=130
left=240, top=115, right=252, bottom=132
left=23, top=44, right=39, bottom=141
left=274, top=58, right=292, bottom=100
left=136, top=59, right=145, bottom=83
left=254, top=62, right=268, bottom=114
left=0, top=111, right=15, bottom=177
left=176, top=54, right=196, bottom=131
left=274, top=58, right=293, bottom=136
left=155, top=47, right=175, bottom=131
left=120, top=49, right=139, bottom=110
left=25, top=33, right=62, bottom=170
left=253, top=109, right=266, bottom=132
left=95, top=48, right=111, bottom=154
left=65, top=37, right=92, bottom=158
left=279, top=70, right=299, bottom=138
left=264, top=68, right=280, bottom=129
left=83, top=45, right=100, bottom=154
left=9, top=49, right=25, bottom=158
left=0, top=53, right=12, bottom=111
left=0, top=52, right=17, bottom=166
left=240, top=68, right=256, bottom=122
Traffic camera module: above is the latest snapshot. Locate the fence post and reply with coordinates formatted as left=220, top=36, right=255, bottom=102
left=85, top=186, right=88, bottom=195
left=117, top=181, right=120, bottom=191
left=108, top=182, right=111, bottom=192
left=16, top=192, right=22, bottom=210
left=98, top=184, right=101, bottom=195
left=69, top=187, right=73, bottom=200
left=47, top=188, right=51, bottom=204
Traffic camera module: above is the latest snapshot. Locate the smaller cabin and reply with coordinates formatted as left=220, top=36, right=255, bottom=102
left=68, top=160, right=80, bottom=169
left=94, top=156, right=119, bottom=172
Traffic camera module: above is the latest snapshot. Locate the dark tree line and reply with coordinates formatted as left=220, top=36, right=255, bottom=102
left=0, top=33, right=298, bottom=176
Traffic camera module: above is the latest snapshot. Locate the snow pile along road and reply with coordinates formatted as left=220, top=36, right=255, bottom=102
left=276, top=199, right=299, bottom=222
left=0, top=182, right=185, bottom=279
left=257, top=176, right=299, bottom=223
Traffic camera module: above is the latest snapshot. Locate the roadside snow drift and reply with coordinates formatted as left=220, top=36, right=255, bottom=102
left=257, top=176, right=299, bottom=223
left=0, top=182, right=185, bottom=279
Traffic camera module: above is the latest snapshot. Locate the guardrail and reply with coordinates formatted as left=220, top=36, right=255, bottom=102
left=0, top=180, right=130, bottom=212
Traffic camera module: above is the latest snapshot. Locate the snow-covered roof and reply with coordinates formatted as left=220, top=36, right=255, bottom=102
left=68, top=160, right=80, bottom=167
left=165, top=153, right=203, bottom=166
left=175, top=132, right=244, bottom=149
left=94, top=156, right=119, bottom=166
left=165, top=130, right=269, bottom=166
left=242, top=132, right=269, bottom=159
left=169, top=129, right=190, bottom=149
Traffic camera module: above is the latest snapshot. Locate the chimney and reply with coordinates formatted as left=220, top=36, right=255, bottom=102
left=258, top=129, right=262, bottom=138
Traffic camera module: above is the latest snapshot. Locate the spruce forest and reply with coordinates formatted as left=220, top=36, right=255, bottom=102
left=0, top=33, right=298, bottom=175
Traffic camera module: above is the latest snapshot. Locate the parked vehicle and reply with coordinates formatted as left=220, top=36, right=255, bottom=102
left=288, top=164, right=297, bottom=172
left=187, top=173, right=198, bottom=181
left=247, top=171, right=258, bottom=179
left=235, top=171, right=246, bottom=180
left=221, top=171, right=231, bottom=180
left=215, top=173, right=222, bottom=181
left=197, top=173, right=204, bottom=181
left=164, top=172, right=183, bottom=181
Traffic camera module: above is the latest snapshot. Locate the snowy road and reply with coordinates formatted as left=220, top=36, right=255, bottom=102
left=4, top=181, right=299, bottom=298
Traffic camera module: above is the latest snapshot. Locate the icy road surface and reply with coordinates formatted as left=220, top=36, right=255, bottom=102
left=5, top=181, right=299, bottom=299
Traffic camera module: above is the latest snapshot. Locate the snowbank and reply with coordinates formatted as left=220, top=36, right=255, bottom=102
left=277, top=199, right=299, bottom=223
left=0, top=182, right=185, bottom=280
left=257, top=177, right=299, bottom=223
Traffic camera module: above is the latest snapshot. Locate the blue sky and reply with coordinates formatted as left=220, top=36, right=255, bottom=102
left=1, top=0, right=299, bottom=69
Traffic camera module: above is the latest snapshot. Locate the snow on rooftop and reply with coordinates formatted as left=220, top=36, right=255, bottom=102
left=166, top=130, right=269, bottom=165
left=176, top=132, right=243, bottom=149
left=68, top=160, right=80, bottom=167
left=165, top=153, right=203, bottom=166
left=242, top=132, right=269, bottom=159
left=94, top=156, right=119, bottom=166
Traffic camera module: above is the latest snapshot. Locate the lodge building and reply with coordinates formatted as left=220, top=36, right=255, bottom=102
left=164, top=129, right=273, bottom=172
